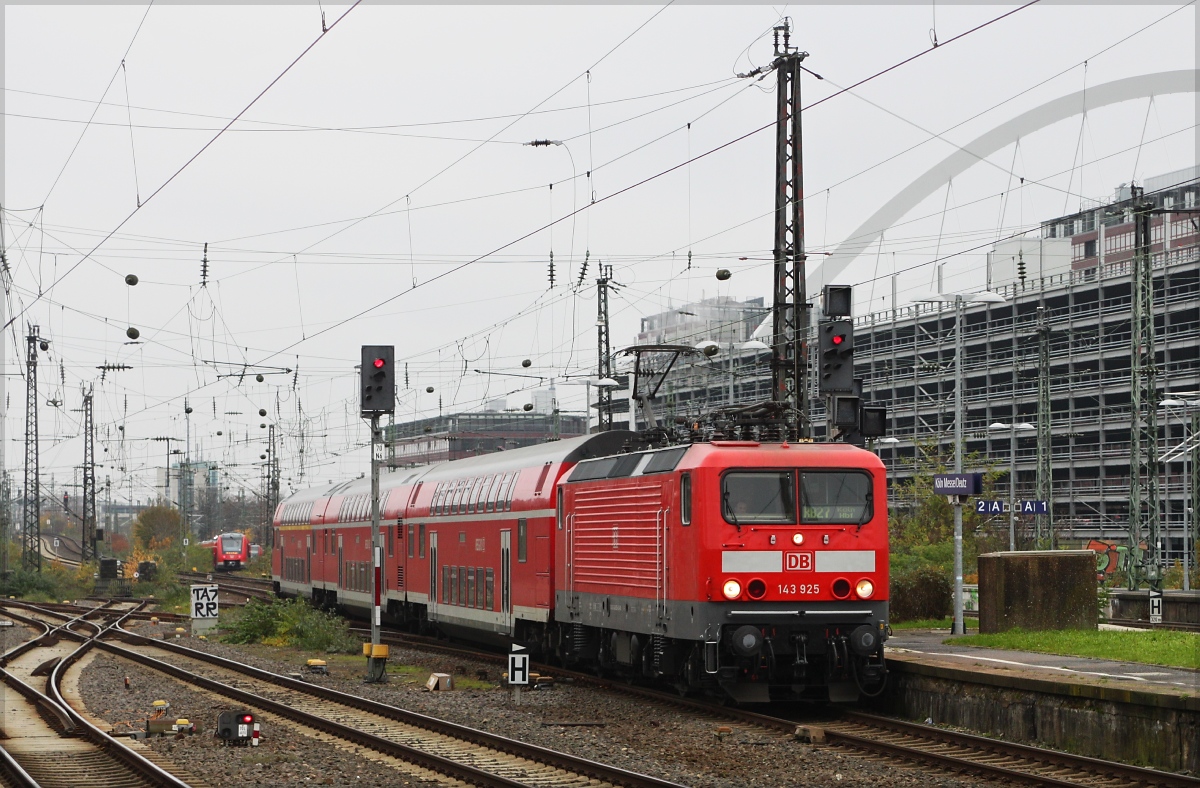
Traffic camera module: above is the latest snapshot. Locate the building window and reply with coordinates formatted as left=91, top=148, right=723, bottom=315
left=1084, top=239, right=1096, bottom=258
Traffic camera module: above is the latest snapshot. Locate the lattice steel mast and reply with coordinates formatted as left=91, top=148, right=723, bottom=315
left=21, top=327, right=41, bottom=572
left=1035, top=306, right=1053, bottom=549
left=1128, top=186, right=1161, bottom=589
left=596, top=263, right=614, bottom=431
left=81, top=385, right=97, bottom=561
left=769, top=21, right=810, bottom=439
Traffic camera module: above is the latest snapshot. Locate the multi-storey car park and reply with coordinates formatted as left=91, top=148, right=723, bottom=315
left=856, top=166, right=1198, bottom=560
left=615, top=166, right=1198, bottom=564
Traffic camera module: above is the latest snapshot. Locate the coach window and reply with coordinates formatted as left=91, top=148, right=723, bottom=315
left=721, top=471, right=795, bottom=525
left=387, top=524, right=394, bottom=557
left=485, top=568, right=494, bottom=610
left=418, top=524, right=426, bottom=559
left=469, top=477, right=487, bottom=513
left=467, top=568, right=475, bottom=608
left=680, top=473, right=692, bottom=525
left=799, top=471, right=873, bottom=524
left=505, top=471, right=519, bottom=511
left=479, top=475, right=496, bottom=513
left=517, top=519, right=528, bottom=563
left=407, top=523, right=415, bottom=558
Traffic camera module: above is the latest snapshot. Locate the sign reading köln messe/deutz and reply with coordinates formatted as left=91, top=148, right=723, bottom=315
left=932, top=473, right=983, bottom=496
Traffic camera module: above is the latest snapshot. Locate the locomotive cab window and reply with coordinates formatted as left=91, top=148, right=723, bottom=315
left=721, top=471, right=795, bottom=525
left=800, top=471, right=873, bottom=524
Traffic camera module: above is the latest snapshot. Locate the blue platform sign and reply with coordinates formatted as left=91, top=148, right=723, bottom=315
left=933, top=473, right=983, bottom=495
left=974, top=499, right=1049, bottom=514
left=975, top=499, right=1005, bottom=514
left=1018, top=500, right=1049, bottom=514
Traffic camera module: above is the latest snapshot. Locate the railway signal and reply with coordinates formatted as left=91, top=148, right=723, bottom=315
left=360, top=345, right=395, bottom=416
left=818, top=320, right=855, bottom=394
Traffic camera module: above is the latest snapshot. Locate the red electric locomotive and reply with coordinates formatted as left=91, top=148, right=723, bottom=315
left=212, top=532, right=251, bottom=571
left=272, top=431, right=889, bottom=702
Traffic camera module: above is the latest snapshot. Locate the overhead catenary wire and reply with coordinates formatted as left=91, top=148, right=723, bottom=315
left=8, top=0, right=364, bottom=330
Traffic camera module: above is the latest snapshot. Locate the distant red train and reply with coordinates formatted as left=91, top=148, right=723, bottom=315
left=272, top=432, right=889, bottom=702
left=208, top=532, right=251, bottom=571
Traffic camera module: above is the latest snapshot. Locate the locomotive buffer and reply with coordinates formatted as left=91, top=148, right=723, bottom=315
left=361, top=345, right=395, bottom=682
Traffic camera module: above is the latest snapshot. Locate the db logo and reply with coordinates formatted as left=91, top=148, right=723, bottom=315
left=785, top=552, right=813, bottom=571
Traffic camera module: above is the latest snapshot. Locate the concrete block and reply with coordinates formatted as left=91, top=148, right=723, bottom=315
left=979, top=550, right=1097, bottom=633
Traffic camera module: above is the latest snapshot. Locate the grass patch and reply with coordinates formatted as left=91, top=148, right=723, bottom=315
left=220, top=597, right=360, bottom=653
left=953, top=628, right=1200, bottom=670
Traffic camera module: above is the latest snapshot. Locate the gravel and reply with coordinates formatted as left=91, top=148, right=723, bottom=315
left=75, top=622, right=1006, bottom=788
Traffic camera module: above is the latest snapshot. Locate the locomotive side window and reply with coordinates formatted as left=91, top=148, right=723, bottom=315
left=799, top=471, right=873, bottom=524
left=680, top=472, right=692, bottom=525
left=517, top=519, right=528, bottom=563
left=721, top=471, right=796, bottom=525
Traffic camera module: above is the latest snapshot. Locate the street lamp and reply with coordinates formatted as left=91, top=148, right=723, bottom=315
left=989, top=421, right=1036, bottom=550
left=1161, top=398, right=1199, bottom=591
left=561, top=377, right=619, bottom=433
left=876, top=437, right=900, bottom=506
left=917, top=290, right=1007, bottom=635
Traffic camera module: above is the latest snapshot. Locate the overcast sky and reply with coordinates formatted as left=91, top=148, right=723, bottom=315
left=2, top=2, right=1195, bottom=504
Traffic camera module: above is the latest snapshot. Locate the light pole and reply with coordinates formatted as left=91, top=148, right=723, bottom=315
left=1161, top=398, right=1198, bottom=591
left=917, top=290, right=1007, bottom=635
left=876, top=437, right=900, bottom=506
left=989, top=421, right=1035, bottom=550
left=560, top=377, right=619, bottom=433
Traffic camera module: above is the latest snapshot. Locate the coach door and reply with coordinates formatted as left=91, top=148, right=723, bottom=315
left=306, top=535, right=312, bottom=583
left=500, top=530, right=512, bottom=634
left=428, top=531, right=439, bottom=620
left=337, top=534, right=344, bottom=588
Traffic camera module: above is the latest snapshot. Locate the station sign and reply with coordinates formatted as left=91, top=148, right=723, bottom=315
left=974, top=500, right=1050, bottom=514
left=933, top=473, right=983, bottom=495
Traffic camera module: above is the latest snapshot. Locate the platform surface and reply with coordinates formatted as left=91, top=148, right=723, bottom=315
left=886, top=627, right=1200, bottom=696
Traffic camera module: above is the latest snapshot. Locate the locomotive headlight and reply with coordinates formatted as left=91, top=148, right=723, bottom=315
left=855, top=579, right=875, bottom=599
left=792, top=533, right=804, bottom=545
left=722, top=579, right=742, bottom=600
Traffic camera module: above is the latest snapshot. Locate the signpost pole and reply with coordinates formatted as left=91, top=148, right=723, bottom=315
left=953, top=295, right=965, bottom=636
left=367, top=413, right=385, bottom=683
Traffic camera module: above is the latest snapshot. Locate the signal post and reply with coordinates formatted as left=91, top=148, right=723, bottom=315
left=361, top=345, right=395, bottom=683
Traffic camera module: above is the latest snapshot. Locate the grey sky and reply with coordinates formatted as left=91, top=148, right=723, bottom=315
left=3, top=3, right=1195, bottom=501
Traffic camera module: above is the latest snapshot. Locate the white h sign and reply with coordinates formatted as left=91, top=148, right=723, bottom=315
left=508, top=645, right=530, bottom=686
left=191, top=584, right=220, bottom=619
left=1149, top=590, right=1163, bottom=625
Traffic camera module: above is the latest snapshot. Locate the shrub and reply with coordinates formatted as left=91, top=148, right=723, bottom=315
left=890, top=566, right=951, bottom=622
left=222, top=597, right=358, bottom=653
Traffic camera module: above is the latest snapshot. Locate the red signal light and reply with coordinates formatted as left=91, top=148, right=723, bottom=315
left=373, top=358, right=386, bottom=369
left=832, top=334, right=845, bottom=345
left=242, top=714, right=254, bottom=724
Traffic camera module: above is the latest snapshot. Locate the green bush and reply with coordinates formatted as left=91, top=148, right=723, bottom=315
left=222, top=597, right=359, bottom=653
left=890, top=566, right=951, bottom=622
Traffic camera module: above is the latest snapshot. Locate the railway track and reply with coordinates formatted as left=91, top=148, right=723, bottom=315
left=1105, top=617, right=1200, bottom=633
left=0, top=602, right=196, bottom=788
left=351, top=627, right=1199, bottom=788
left=176, top=572, right=274, bottom=603
left=4, top=603, right=686, bottom=788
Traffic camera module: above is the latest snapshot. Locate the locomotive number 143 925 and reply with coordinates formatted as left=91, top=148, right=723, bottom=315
left=777, top=583, right=820, bottom=596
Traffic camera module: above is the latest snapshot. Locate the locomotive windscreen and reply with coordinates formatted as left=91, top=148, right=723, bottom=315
left=721, top=471, right=795, bottom=524
left=799, top=471, right=873, bottom=523
left=221, top=535, right=243, bottom=553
